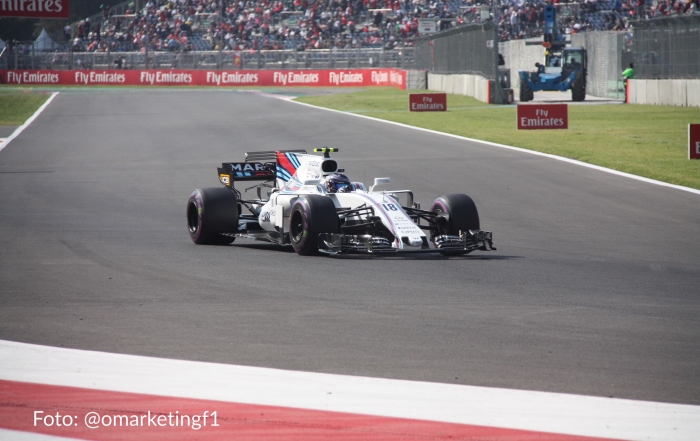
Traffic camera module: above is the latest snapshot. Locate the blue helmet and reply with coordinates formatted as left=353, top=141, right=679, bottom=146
left=325, top=173, right=352, bottom=193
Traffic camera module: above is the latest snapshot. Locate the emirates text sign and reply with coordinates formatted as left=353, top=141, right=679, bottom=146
left=0, top=0, right=70, bottom=18
left=517, top=104, right=568, bottom=130
left=409, top=93, right=447, bottom=112
left=0, top=69, right=407, bottom=89
left=690, top=124, right=700, bottom=160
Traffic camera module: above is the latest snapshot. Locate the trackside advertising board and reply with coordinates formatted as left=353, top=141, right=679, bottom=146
left=0, top=0, right=70, bottom=18
left=517, top=104, right=568, bottom=130
left=409, top=93, right=447, bottom=111
left=0, top=69, right=407, bottom=89
left=690, top=124, right=700, bottom=160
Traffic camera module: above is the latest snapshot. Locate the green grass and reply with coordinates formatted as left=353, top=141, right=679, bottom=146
left=1, top=87, right=698, bottom=189
left=0, top=91, right=51, bottom=126
left=296, top=88, right=700, bottom=190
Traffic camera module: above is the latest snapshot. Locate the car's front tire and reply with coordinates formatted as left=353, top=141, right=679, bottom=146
left=431, top=194, right=480, bottom=256
left=187, top=187, right=238, bottom=245
left=289, top=195, right=339, bottom=255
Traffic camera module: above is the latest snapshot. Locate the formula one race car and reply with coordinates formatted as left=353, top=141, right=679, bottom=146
left=186, top=148, right=495, bottom=255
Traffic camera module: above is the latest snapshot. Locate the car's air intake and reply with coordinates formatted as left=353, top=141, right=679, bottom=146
left=322, top=160, right=337, bottom=173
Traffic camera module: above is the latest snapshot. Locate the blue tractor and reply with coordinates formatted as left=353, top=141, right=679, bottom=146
left=518, top=5, right=587, bottom=102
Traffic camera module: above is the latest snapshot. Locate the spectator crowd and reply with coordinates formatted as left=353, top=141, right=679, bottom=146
left=65, top=0, right=699, bottom=53
left=494, top=0, right=699, bottom=41
left=70, top=0, right=447, bottom=53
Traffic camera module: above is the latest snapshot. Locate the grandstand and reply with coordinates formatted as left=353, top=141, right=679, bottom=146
left=56, top=0, right=696, bottom=56
left=0, top=0, right=695, bottom=72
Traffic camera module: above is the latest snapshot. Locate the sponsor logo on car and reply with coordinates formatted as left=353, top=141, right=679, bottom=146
left=230, top=163, right=267, bottom=172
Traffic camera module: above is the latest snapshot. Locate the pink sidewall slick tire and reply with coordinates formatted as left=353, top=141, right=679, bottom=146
left=289, top=195, right=339, bottom=255
left=430, top=194, right=480, bottom=256
left=186, top=187, right=238, bottom=245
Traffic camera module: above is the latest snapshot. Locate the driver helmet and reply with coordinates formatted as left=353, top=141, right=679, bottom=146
left=324, top=173, right=352, bottom=193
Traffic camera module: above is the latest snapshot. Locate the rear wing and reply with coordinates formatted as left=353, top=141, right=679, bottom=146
left=245, top=149, right=306, bottom=162
left=216, top=149, right=308, bottom=187
left=217, top=162, right=275, bottom=186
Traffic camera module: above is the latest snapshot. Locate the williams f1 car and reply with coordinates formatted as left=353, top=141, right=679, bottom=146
left=186, top=148, right=495, bottom=255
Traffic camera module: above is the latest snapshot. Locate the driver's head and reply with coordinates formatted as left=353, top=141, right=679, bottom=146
left=324, top=173, right=352, bottom=193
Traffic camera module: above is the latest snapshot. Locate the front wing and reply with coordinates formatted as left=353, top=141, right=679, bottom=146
left=318, top=230, right=495, bottom=255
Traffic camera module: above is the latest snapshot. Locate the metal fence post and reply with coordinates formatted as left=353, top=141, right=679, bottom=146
left=145, top=35, right=149, bottom=70
left=218, top=1, right=223, bottom=69
left=492, top=0, right=503, bottom=104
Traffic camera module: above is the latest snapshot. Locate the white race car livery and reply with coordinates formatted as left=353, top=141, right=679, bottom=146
left=187, top=148, right=495, bottom=255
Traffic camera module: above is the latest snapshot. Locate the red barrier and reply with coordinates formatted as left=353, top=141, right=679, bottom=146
left=0, top=69, right=406, bottom=89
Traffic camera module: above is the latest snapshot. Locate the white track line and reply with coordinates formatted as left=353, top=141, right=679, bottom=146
left=0, top=92, right=59, bottom=154
left=288, top=99, right=700, bottom=196
left=2, top=340, right=699, bottom=441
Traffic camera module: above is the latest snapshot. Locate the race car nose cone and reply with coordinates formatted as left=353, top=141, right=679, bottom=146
left=409, top=237, right=423, bottom=247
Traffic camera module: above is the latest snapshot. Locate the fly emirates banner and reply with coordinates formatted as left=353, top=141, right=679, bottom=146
left=1, top=69, right=406, bottom=89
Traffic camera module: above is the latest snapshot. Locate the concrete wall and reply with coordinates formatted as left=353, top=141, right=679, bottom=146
left=572, top=31, right=626, bottom=100
left=688, top=81, right=700, bottom=108
left=406, top=70, right=427, bottom=90
left=629, top=79, right=700, bottom=107
left=498, top=37, right=544, bottom=90
left=426, top=65, right=699, bottom=107
left=427, top=73, right=491, bottom=103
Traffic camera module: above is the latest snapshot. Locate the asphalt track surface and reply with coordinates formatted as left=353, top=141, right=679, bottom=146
left=0, top=89, right=698, bottom=406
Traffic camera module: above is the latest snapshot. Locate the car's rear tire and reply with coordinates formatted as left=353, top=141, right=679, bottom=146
left=289, top=195, right=339, bottom=255
left=187, top=188, right=238, bottom=245
left=520, top=79, right=534, bottom=102
left=431, top=194, right=480, bottom=256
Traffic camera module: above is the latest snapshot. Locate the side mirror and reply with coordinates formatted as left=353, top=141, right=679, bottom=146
left=370, top=177, right=391, bottom=192
left=374, top=177, right=391, bottom=185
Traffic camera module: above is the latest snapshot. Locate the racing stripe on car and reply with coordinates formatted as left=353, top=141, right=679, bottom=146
left=275, top=165, right=292, bottom=182
left=287, top=152, right=301, bottom=169
left=275, top=151, right=299, bottom=183
left=1, top=340, right=699, bottom=441
left=357, top=194, right=401, bottom=248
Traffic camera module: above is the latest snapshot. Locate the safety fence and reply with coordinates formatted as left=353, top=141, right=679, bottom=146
left=632, top=14, right=700, bottom=79
left=414, top=21, right=497, bottom=80
left=0, top=48, right=417, bottom=72
left=572, top=31, right=632, bottom=100
left=498, top=37, right=548, bottom=91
